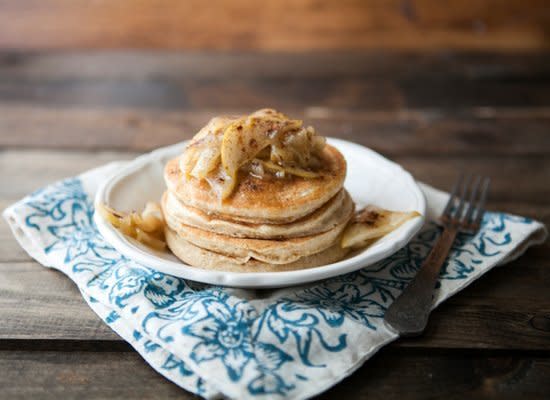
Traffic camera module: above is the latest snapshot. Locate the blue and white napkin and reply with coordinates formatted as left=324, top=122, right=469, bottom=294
left=3, top=159, right=547, bottom=399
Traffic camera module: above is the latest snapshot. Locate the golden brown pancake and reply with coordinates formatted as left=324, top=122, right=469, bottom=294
left=163, top=202, right=352, bottom=264
left=165, top=227, right=350, bottom=272
left=164, top=144, right=346, bottom=224
left=162, top=189, right=353, bottom=239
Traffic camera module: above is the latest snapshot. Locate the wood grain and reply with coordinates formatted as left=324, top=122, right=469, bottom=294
left=2, top=52, right=549, bottom=81
left=320, top=352, right=550, bottom=400
left=0, top=351, right=194, bottom=399
left=1, top=52, right=550, bottom=112
left=0, top=151, right=135, bottom=202
left=0, top=49, right=550, bottom=81
left=0, top=262, right=118, bottom=342
left=2, top=106, right=550, bottom=157
left=0, top=1, right=549, bottom=51
left=1, top=52, right=549, bottom=159
left=0, top=350, right=548, bottom=399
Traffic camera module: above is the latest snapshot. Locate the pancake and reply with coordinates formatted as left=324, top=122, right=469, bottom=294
left=162, top=188, right=353, bottom=239
left=163, top=203, right=352, bottom=264
left=164, top=144, right=346, bottom=224
left=165, top=227, right=350, bottom=272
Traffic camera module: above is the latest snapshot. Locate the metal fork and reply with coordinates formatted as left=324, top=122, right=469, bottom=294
left=384, top=174, right=491, bottom=336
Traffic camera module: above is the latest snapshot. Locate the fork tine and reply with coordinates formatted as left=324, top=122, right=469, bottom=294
left=462, top=175, right=482, bottom=224
left=442, top=173, right=463, bottom=218
left=472, top=177, right=490, bottom=225
left=453, top=173, right=471, bottom=220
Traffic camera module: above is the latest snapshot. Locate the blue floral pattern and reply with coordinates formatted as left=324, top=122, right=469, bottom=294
left=8, top=176, right=540, bottom=400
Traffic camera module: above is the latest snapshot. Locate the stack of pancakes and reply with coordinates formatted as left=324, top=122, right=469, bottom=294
left=162, top=144, right=353, bottom=272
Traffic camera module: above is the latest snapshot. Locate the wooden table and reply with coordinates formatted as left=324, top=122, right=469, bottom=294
left=1, top=51, right=549, bottom=399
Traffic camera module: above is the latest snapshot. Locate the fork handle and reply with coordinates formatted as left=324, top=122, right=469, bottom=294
left=384, top=225, right=458, bottom=336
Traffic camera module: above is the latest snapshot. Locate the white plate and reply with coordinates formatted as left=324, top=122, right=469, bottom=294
left=94, top=138, right=426, bottom=288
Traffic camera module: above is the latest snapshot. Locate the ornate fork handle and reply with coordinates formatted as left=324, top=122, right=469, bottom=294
left=384, top=173, right=489, bottom=336
left=384, top=225, right=458, bottom=336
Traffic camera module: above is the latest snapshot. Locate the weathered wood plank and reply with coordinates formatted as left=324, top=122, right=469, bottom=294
left=0, top=151, right=135, bottom=202
left=321, top=352, right=550, bottom=399
left=397, top=155, right=550, bottom=205
left=1, top=76, right=549, bottom=110
left=0, top=262, right=118, bottom=341
left=2, top=52, right=549, bottom=81
left=0, top=351, right=196, bottom=399
left=0, top=1, right=549, bottom=51
left=1, top=106, right=550, bottom=156
left=1, top=52, right=550, bottom=112
left=0, top=350, right=547, bottom=399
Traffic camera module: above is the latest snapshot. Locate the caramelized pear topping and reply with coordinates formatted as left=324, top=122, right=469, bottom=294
left=98, top=202, right=167, bottom=251
left=180, top=108, right=327, bottom=200
left=341, top=205, right=421, bottom=249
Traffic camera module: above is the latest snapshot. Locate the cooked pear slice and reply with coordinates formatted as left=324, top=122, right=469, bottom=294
left=261, top=160, right=321, bottom=179
left=220, top=117, right=302, bottom=198
left=181, top=116, right=235, bottom=179
left=221, top=117, right=302, bottom=173
left=270, top=126, right=323, bottom=167
left=97, top=203, right=125, bottom=228
left=142, top=201, right=163, bottom=219
left=204, top=166, right=236, bottom=201
left=190, top=146, right=221, bottom=179
left=136, top=228, right=166, bottom=251
left=131, top=212, right=163, bottom=234
left=192, top=115, right=238, bottom=144
left=182, top=108, right=327, bottom=200
left=179, top=146, right=200, bottom=178
left=98, top=202, right=167, bottom=250
left=341, top=205, right=421, bottom=249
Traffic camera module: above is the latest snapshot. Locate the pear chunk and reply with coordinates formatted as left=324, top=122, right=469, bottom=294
left=180, top=108, right=327, bottom=200
left=341, top=205, right=421, bottom=249
left=220, top=116, right=302, bottom=198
